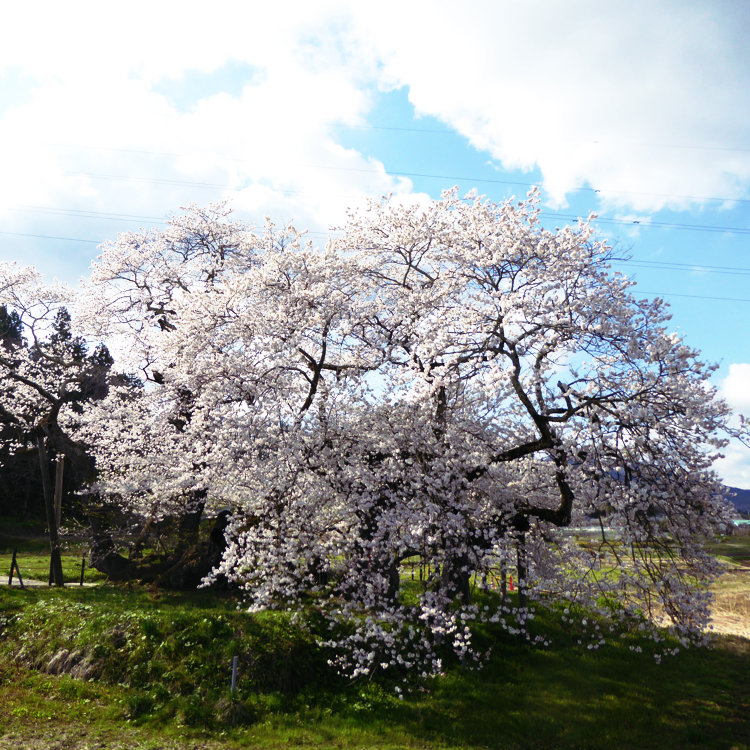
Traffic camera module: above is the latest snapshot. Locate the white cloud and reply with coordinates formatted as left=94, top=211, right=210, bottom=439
left=714, top=440, right=750, bottom=490
left=347, top=0, right=750, bottom=210
left=715, top=364, right=750, bottom=489
left=0, top=1, right=413, bottom=272
left=2, top=0, right=749, bottom=281
left=720, top=364, right=750, bottom=415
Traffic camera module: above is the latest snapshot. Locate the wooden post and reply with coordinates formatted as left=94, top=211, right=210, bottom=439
left=231, top=656, right=239, bottom=693
left=54, top=454, right=65, bottom=529
left=9, top=548, right=24, bottom=589
left=80, top=554, right=86, bottom=586
left=37, top=433, right=64, bottom=587
left=7, top=549, right=14, bottom=586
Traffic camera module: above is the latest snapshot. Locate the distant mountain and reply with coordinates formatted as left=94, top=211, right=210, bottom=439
left=725, top=486, right=750, bottom=516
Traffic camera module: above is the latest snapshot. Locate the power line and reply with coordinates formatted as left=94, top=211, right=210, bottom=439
left=616, top=259, right=750, bottom=276
left=46, top=169, right=750, bottom=235
left=0, top=231, right=99, bottom=244
left=10, top=205, right=165, bottom=223
left=69, top=167, right=750, bottom=208
left=7, top=195, right=749, bottom=239
left=50, top=136, right=750, bottom=206
left=3, top=229, right=750, bottom=303
left=5, top=227, right=750, bottom=275
left=542, top=212, right=750, bottom=236
left=637, top=290, right=750, bottom=304
left=345, top=127, right=750, bottom=154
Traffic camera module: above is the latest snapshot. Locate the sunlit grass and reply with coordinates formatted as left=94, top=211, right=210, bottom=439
left=0, top=550, right=108, bottom=584
left=1, top=579, right=749, bottom=749
left=0, top=531, right=748, bottom=748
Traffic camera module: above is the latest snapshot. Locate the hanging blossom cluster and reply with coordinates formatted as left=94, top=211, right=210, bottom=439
left=34, top=189, right=742, bottom=679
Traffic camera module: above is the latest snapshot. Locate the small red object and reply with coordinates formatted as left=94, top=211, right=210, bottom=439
left=508, top=575, right=514, bottom=592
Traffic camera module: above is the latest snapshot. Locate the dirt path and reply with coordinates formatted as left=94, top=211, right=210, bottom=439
left=0, top=727, right=235, bottom=750
left=3, top=578, right=100, bottom=589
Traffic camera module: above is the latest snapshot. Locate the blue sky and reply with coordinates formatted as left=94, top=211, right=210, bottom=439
left=1, top=1, right=749, bottom=485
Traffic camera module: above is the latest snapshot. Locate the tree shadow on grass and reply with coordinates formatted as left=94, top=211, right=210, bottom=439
left=331, top=637, right=750, bottom=750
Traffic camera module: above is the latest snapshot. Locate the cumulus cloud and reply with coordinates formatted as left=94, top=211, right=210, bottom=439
left=720, top=364, right=750, bottom=415
left=3, top=2, right=750, bottom=237
left=2, top=0, right=750, bottom=282
left=0, top=1, right=412, bottom=258
left=348, top=0, right=750, bottom=210
left=714, top=441, right=750, bottom=490
left=715, top=364, right=750, bottom=489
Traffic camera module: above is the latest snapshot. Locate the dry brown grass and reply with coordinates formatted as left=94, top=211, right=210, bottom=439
left=709, top=568, right=750, bottom=639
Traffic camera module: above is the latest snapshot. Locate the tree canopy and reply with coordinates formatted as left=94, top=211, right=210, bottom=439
left=4, top=190, right=743, bottom=678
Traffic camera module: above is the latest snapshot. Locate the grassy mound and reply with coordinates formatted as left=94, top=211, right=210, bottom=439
left=2, top=530, right=750, bottom=748
left=1, top=582, right=749, bottom=749
left=1, top=586, right=333, bottom=726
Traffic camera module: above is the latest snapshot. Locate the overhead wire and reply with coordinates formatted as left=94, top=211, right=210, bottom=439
left=60, top=167, right=750, bottom=209
left=3, top=231, right=750, bottom=303
left=48, top=138, right=750, bottom=205
left=2, top=142, right=749, bottom=303
left=348, top=125, right=750, bottom=154
left=7, top=189, right=750, bottom=237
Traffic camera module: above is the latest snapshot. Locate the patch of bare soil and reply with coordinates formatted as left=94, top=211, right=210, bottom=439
left=0, top=728, right=235, bottom=750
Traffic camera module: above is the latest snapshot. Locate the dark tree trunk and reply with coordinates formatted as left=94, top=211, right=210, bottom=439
left=87, top=499, right=230, bottom=590
left=36, top=433, right=64, bottom=586
left=386, top=558, right=401, bottom=601
left=154, top=493, right=207, bottom=588
left=516, top=533, right=528, bottom=610
left=441, top=552, right=472, bottom=605
left=88, top=505, right=133, bottom=581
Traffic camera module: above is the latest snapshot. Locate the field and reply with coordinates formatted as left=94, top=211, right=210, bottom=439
left=708, top=531, right=750, bottom=640
left=0, top=529, right=748, bottom=749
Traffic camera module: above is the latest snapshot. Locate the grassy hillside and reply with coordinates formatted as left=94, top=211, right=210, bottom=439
left=1, top=532, right=749, bottom=749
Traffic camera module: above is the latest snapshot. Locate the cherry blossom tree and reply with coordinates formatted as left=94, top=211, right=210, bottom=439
left=0, top=263, right=113, bottom=584
left=76, top=191, right=743, bottom=678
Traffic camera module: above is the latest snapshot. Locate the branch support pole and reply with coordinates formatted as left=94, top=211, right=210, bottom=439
left=54, top=454, right=65, bottom=529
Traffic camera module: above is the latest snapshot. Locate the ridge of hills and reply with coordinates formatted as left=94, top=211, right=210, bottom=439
left=726, top=486, right=750, bottom=515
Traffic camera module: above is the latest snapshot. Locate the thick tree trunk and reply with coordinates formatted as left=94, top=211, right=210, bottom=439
left=154, top=493, right=207, bottom=588
left=441, top=552, right=472, bottom=605
left=87, top=502, right=230, bottom=590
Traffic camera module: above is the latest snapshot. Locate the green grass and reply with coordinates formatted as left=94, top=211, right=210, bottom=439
left=1, top=583, right=748, bottom=749
left=0, top=532, right=749, bottom=748
left=0, top=523, right=108, bottom=584
left=0, top=550, right=108, bottom=585
left=709, top=532, right=750, bottom=567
